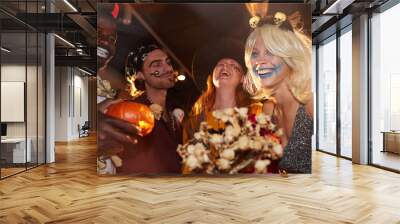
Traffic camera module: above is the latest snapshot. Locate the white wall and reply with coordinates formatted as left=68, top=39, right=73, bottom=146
left=1, top=65, right=41, bottom=138
left=55, top=66, right=69, bottom=141
left=1, top=64, right=46, bottom=164
left=54, top=67, right=89, bottom=141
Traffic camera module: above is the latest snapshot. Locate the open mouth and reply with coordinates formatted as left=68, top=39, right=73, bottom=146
left=255, top=66, right=276, bottom=79
left=97, top=47, right=109, bottom=59
left=218, top=72, right=231, bottom=79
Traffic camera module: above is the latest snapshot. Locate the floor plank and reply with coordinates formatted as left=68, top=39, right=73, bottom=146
left=0, top=135, right=399, bottom=223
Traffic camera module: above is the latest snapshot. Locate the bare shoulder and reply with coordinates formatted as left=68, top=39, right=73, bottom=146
left=304, top=99, right=314, bottom=118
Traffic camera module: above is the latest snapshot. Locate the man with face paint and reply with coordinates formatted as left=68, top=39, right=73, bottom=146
left=98, top=44, right=182, bottom=174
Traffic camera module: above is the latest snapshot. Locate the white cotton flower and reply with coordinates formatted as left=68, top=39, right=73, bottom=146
left=232, top=124, right=242, bottom=136
left=225, top=125, right=234, bottom=136
left=254, top=160, right=271, bottom=173
left=194, top=147, right=204, bottom=159
left=268, top=123, right=276, bottom=130
left=220, top=114, right=230, bottom=123
left=194, top=142, right=205, bottom=151
left=202, top=154, right=210, bottom=163
left=196, top=149, right=210, bottom=164
left=251, top=139, right=263, bottom=151
left=237, top=135, right=249, bottom=150
left=210, top=134, right=224, bottom=144
left=224, top=134, right=234, bottom=143
left=245, top=121, right=253, bottom=130
left=224, top=126, right=237, bottom=143
left=235, top=107, right=248, bottom=118
left=256, top=113, right=269, bottom=125
left=273, top=144, right=283, bottom=157
left=225, top=125, right=241, bottom=138
left=216, top=158, right=231, bottom=170
left=186, top=155, right=200, bottom=170
left=194, top=143, right=207, bottom=161
left=187, top=145, right=195, bottom=154
left=194, top=132, right=202, bottom=140
left=212, top=110, right=223, bottom=119
left=221, top=149, right=235, bottom=161
left=223, top=108, right=235, bottom=116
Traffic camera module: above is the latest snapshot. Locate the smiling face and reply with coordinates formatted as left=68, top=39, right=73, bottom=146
left=212, top=58, right=244, bottom=90
left=137, top=49, right=175, bottom=90
left=97, top=17, right=117, bottom=70
left=250, top=35, right=290, bottom=88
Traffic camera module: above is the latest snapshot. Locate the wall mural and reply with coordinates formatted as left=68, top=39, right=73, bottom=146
left=97, top=3, right=313, bottom=175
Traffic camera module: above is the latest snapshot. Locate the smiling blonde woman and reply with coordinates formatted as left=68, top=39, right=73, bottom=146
left=243, top=12, right=313, bottom=173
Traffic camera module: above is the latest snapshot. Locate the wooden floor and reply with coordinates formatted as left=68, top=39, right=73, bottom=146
left=372, top=151, right=400, bottom=171
left=1, top=167, right=26, bottom=178
left=1, top=136, right=400, bottom=223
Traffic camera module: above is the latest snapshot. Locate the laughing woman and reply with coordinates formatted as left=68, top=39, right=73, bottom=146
left=243, top=12, right=313, bottom=173
left=183, top=39, right=251, bottom=144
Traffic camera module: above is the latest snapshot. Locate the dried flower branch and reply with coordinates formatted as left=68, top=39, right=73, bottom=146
left=177, top=107, right=283, bottom=174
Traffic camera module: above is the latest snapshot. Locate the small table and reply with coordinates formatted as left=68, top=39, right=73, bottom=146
left=381, top=131, right=400, bottom=154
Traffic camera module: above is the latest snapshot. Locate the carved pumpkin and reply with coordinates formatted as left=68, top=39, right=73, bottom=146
left=105, top=101, right=155, bottom=136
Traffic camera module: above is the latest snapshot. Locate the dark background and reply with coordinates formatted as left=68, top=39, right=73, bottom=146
left=99, top=3, right=311, bottom=113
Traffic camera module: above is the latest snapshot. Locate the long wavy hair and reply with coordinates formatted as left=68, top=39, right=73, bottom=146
left=191, top=73, right=251, bottom=116
left=182, top=69, right=252, bottom=143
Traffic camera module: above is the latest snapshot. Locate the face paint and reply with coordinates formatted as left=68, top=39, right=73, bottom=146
left=255, top=63, right=283, bottom=79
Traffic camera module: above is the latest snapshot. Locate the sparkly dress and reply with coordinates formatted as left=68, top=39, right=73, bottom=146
left=278, top=105, right=313, bottom=173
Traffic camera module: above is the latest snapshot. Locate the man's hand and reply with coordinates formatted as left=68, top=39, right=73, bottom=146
left=97, top=99, right=139, bottom=156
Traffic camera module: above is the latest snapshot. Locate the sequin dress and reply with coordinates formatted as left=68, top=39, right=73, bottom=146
left=278, top=105, right=313, bottom=173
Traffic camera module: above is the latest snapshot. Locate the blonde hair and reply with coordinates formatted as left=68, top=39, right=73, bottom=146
left=243, top=24, right=312, bottom=104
